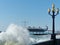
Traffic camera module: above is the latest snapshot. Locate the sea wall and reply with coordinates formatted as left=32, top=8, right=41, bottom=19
left=34, top=39, right=60, bottom=45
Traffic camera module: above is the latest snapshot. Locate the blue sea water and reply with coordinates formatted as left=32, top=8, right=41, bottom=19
left=30, top=34, right=60, bottom=44
left=30, top=35, right=51, bottom=44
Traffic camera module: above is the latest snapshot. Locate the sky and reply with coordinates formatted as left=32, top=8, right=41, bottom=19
left=0, top=0, right=60, bottom=31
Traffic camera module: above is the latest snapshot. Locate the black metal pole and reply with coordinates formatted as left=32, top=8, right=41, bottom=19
left=51, top=11, right=56, bottom=45
left=53, top=11, right=55, bottom=35
left=51, top=11, right=56, bottom=40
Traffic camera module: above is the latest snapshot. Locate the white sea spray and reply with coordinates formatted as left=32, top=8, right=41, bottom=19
left=0, top=24, right=31, bottom=45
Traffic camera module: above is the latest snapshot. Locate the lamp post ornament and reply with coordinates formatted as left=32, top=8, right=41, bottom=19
left=48, top=3, right=59, bottom=40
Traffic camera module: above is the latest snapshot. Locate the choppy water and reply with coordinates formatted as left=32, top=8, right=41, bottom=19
left=0, top=24, right=60, bottom=45
left=30, top=34, right=60, bottom=44
left=30, top=35, right=51, bottom=44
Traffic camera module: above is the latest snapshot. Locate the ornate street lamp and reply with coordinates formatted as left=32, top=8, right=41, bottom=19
left=48, top=4, right=59, bottom=40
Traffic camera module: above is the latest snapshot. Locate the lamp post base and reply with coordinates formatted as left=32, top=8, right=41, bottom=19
left=51, top=34, right=56, bottom=45
left=51, top=34, right=56, bottom=39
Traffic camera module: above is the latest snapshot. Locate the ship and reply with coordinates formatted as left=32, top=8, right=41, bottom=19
left=27, top=26, right=48, bottom=35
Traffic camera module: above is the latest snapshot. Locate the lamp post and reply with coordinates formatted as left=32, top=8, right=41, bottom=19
left=48, top=4, right=59, bottom=40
